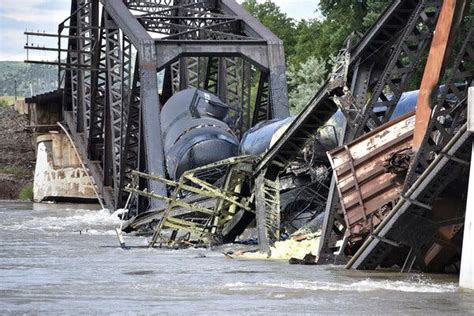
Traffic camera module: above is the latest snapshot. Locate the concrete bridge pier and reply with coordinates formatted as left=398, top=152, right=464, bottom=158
left=461, top=87, right=474, bottom=290
left=26, top=91, right=99, bottom=204
left=33, top=133, right=97, bottom=203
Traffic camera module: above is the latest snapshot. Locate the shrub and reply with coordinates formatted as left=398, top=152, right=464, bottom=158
left=0, top=98, right=9, bottom=106
left=19, top=184, right=33, bottom=201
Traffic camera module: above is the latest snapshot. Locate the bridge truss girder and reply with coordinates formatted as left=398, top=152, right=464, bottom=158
left=44, top=0, right=290, bottom=211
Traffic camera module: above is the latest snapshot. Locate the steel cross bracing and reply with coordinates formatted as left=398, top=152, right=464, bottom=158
left=65, top=0, right=99, bottom=134
left=252, top=72, right=271, bottom=126
left=256, top=0, right=441, bottom=180
left=88, top=10, right=106, bottom=163
left=121, top=155, right=257, bottom=247
left=255, top=171, right=280, bottom=254
left=204, top=57, right=219, bottom=93
left=318, top=0, right=443, bottom=257
left=349, top=0, right=441, bottom=138
left=68, top=1, right=83, bottom=132
left=249, top=0, right=443, bottom=251
left=348, top=126, right=473, bottom=271
left=25, top=0, right=290, bottom=211
left=125, top=0, right=289, bottom=120
left=104, top=14, right=123, bottom=197
left=127, top=0, right=258, bottom=41
left=404, top=26, right=474, bottom=193
left=348, top=25, right=474, bottom=271
left=80, top=0, right=94, bottom=135
left=118, top=58, right=141, bottom=211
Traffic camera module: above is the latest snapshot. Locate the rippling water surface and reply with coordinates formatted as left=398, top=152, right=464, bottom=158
left=1, top=201, right=473, bottom=314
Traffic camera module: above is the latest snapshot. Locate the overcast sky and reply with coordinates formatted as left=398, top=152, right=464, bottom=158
left=0, top=0, right=320, bottom=61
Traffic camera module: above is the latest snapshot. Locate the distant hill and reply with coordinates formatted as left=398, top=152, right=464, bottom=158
left=0, top=61, right=58, bottom=98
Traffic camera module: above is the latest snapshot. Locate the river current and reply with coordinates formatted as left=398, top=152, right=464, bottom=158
left=1, top=201, right=473, bottom=314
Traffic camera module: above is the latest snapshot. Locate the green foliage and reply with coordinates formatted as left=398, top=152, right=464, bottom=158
left=18, top=183, right=33, bottom=201
left=242, top=0, right=297, bottom=60
left=0, top=96, right=24, bottom=106
left=0, top=61, right=57, bottom=97
left=363, top=0, right=391, bottom=29
left=316, top=0, right=391, bottom=61
left=316, top=0, right=367, bottom=56
left=0, top=98, right=9, bottom=107
left=242, top=0, right=392, bottom=111
left=291, top=19, right=323, bottom=67
left=287, top=56, right=328, bottom=115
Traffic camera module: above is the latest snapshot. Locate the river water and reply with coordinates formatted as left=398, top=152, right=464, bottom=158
left=1, top=201, right=473, bottom=315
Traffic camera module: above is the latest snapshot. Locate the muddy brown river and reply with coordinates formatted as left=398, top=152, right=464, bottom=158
left=1, top=201, right=473, bottom=314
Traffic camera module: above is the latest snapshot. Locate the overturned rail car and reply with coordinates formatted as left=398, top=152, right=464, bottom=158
left=327, top=112, right=415, bottom=244
left=161, top=88, right=240, bottom=180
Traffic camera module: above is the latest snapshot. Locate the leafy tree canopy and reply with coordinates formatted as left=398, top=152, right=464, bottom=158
left=242, top=0, right=389, bottom=66
left=242, top=0, right=297, bottom=60
left=242, top=0, right=390, bottom=113
left=287, top=56, right=328, bottom=114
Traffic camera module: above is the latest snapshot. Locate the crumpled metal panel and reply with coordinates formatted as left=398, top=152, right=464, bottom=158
left=327, top=112, right=415, bottom=242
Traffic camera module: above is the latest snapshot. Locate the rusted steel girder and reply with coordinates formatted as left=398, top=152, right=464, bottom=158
left=412, top=0, right=466, bottom=150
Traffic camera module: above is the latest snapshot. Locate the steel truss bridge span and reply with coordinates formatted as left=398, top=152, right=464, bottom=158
left=25, top=0, right=290, bottom=211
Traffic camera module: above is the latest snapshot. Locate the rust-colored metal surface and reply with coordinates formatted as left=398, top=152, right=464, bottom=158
left=412, top=0, right=460, bottom=150
left=327, top=112, right=416, bottom=241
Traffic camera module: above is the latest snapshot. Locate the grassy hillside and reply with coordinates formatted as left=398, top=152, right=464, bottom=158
left=0, top=61, right=58, bottom=98
left=0, top=96, right=24, bottom=106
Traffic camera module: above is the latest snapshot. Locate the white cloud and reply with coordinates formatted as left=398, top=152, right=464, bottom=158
left=0, top=30, right=26, bottom=60
left=1, top=10, right=67, bottom=24
left=0, top=0, right=69, bottom=60
left=0, top=0, right=68, bottom=23
left=271, top=0, right=320, bottom=20
left=0, top=0, right=320, bottom=61
left=237, top=0, right=320, bottom=20
left=0, top=29, right=59, bottom=61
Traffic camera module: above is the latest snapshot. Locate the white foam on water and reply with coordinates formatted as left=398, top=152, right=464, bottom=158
left=224, top=278, right=458, bottom=293
left=3, top=208, right=122, bottom=235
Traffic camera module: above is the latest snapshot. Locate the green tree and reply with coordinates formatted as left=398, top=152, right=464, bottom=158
left=315, top=0, right=390, bottom=62
left=242, top=0, right=392, bottom=115
left=287, top=56, right=328, bottom=115
left=242, top=0, right=297, bottom=61
left=363, top=0, right=391, bottom=29
left=316, top=0, right=368, bottom=58
left=242, top=0, right=391, bottom=65
left=291, top=19, right=323, bottom=66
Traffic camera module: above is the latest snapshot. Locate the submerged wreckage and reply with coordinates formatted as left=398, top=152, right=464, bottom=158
left=25, top=0, right=473, bottom=278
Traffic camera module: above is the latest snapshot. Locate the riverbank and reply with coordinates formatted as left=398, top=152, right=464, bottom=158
left=0, top=105, right=35, bottom=199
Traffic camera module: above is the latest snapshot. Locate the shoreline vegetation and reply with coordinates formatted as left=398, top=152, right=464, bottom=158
left=0, top=96, right=24, bottom=106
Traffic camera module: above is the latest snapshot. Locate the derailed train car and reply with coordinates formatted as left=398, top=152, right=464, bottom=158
left=123, top=85, right=421, bottom=238
left=161, top=88, right=240, bottom=180
left=238, top=90, right=420, bottom=234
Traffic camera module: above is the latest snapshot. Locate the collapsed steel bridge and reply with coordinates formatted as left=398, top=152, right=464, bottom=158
left=26, top=0, right=289, bottom=210
left=26, top=0, right=474, bottom=272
